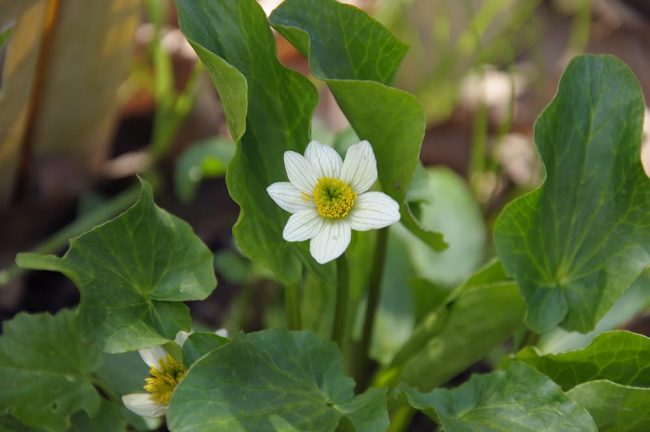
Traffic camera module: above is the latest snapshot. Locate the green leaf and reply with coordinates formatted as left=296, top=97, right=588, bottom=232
left=167, top=329, right=388, bottom=432
left=270, top=0, right=445, bottom=250
left=174, top=137, right=234, bottom=203
left=181, top=332, right=229, bottom=367
left=69, top=400, right=127, bottom=432
left=493, top=55, right=650, bottom=333
left=538, top=271, right=650, bottom=354
left=516, top=331, right=650, bottom=390
left=175, top=0, right=330, bottom=285
left=567, top=381, right=650, bottom=432
left=16, top=181, right=216, bottom=352
left=403, top=361, right=597, bottom=431
left=396, top=167, right=486, bottom=286
left=0, top=310, right=101, bottom=431
left=378, top=261, right=525, bottom=390
left=517, top=331, right=650, bottom=432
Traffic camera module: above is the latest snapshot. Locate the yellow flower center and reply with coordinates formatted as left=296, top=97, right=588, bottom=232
left=313, top=177, right=356, bottom=219
left=143, top=354, right=187, bottom=406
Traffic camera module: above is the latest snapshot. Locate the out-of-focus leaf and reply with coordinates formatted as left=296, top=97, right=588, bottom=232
left=16, top=181, right=216, bottom=352
left=396, top=167, right=486, bottom=287
left=167, top=330, right=388, bottom=432
left=378, top=261, right=525, bottom=390
left=69, top=400, right=127, bottom=432
left=494, top=55, right=650, bottom=333
left=0, top=310, right=101, bottom=431
left=175, top=0, right=332, bottom=285
left=403, top=361, right=597, bottom=431
left=174, top=137, right=234, bottom=203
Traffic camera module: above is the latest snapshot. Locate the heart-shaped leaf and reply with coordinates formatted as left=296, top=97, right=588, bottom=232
left=17, top=181, right=216, bottom=352
left=494, top=55, right=650, bottom=333
left=167, top=329, right=388, bottom=432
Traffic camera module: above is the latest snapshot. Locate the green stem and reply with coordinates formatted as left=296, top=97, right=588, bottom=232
left=285, top=283, right=302, bottom=330
left=387, top=404, right=415, bottom=432
left=0, top=185, right=140, bottom=287
left=331, top=255, right=349, bottom=350
left=355, top=228, right=389, bottom=389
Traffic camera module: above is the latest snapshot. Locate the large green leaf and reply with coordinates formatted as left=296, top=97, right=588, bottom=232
left=516, top=330, right=650, bottom=390
left=167, top=329, right=388, bottom=432
left=403, top=361, right=597, bottom=431
left=16, top=181, right=216, bottom=353
left=517, top=331, right=650, bottom=431
left=494, top=55, right=650, bottom=333
left=378, top=261, right=525, bottom=390
left=0, top=310, right=101, bottom=431
left=270, top=0, right=445, bottom=250
left=175, top=0, right=332, bottom=285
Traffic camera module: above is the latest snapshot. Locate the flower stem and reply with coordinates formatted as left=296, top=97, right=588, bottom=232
left=331, top=255, right=349, bottom=350
left=355, top=227, right=389, bottom=389
left=285, top=283, right=302, bottom=330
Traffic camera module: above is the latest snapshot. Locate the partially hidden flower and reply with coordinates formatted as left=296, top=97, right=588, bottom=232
left=267, top=140, right=400, bottom=264
left=122, top=345, right=187, bottom=418
left=122, top=329, right=228, bottom=418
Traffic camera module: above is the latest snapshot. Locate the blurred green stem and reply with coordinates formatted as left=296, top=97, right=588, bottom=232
left=355, top=227, right=389, bottom=389
left=332, top=255, right=350, bottom=350
left=0, top=185, right=140, bottom=287
left=388, top=403, right=415, bottom=432
left=285, top=283, right=302, bottom=330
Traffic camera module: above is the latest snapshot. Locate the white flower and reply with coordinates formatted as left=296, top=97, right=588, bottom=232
left=122, top=329, right=229, bottom=418
left=122, top=345, right=186, bottom=418
left=267, top=140, right=400, bottom=264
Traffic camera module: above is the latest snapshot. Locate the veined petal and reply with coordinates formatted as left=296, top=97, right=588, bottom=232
left=267, top=182, right=314, bottom=214
left=122, top=393, right=167, bottom=418
left=348, top=192, right=400, bottom=231
left=309, top=221, right=351, bottom=264
left=139, top=346, right=167, bottom=369
left=305, top=140, right=343, bottom=178
left=284, top=151, right=318, bottom=194
left=283, top=209, right=324, bottom=242
left=341, top=140, right=377, bottom=194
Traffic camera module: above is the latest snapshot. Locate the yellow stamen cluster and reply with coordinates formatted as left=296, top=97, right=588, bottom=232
left=143, top=354, right=187, bottom=406
left=313, top=177, right=356, bottom=219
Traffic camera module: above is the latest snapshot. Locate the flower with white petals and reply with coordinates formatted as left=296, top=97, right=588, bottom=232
left=122, top=345, right=186, bottom=418
left=122, top=329, right=228, bottom=418
left=267, top=140, right=400, bottom=264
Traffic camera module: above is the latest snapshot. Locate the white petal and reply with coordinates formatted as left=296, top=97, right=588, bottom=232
left=175, top=330, right=191, bottom=346
left=284, top=151, right=318, bottom=194
left=267, top=182, right=314, bottom=214
left=305, top=140, right=343, bottom=179
left=215, top=328, right=228, bottom=338
left=309, top=221, right=351, bottom=264
left=138, top=346, right=167, bottom=369
left=341, top=140, right=377, bottom=194
left=348, top=192, right=400, bottom=231
left=283, top=209, right=324, bottom=242
left=122, top=393, right=167, bottom=418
